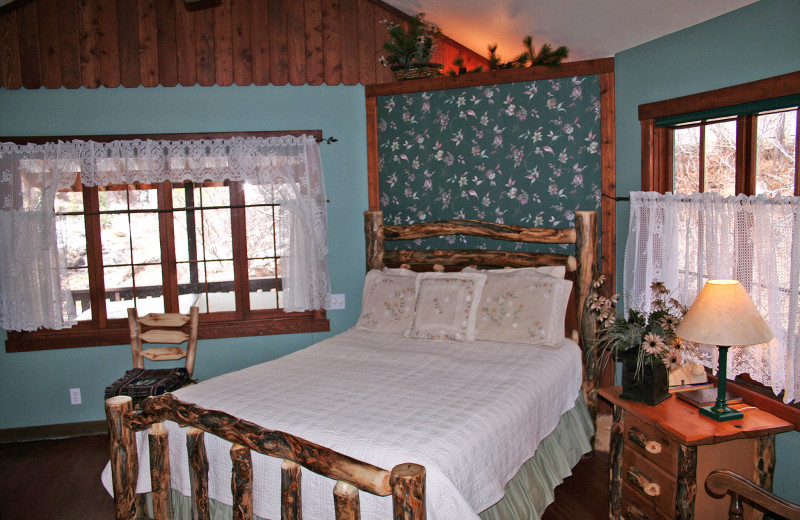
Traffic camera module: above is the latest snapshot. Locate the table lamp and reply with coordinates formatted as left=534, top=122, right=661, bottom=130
left=675, top=279, right=773, bottom=422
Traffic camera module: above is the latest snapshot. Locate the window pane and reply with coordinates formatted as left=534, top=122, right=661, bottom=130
left=756, top=108, right=797, bottom=197
left=104, top=265, right=135, bottom=318
left=673, top=126, right=700, bottom=193
left=704, top=120, right=737, bottom=196
left=55, top=190, right=92, bottom=321
left=246, top=205, right=277, bottom=258
left=130, top=213, right=161, bottom=264
left=249, top=259, right=280, bottom=310
left=201, top=208, right=233, bottom=260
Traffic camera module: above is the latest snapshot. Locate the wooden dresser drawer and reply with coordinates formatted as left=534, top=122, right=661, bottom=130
left=621, top=481, right=671, bottom=520
left=621, top=446, right=676, bottom=517
left=624, top=412, right=678, bottom=472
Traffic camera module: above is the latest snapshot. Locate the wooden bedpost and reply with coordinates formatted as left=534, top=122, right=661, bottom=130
left=364, top=210, right=384, bottom=271
left=390, top=463, right=425, bottom=520
left=187, top=427, right=211, bottom=520
left=575, top=210, right=600, bottom=426
left=231, top=444, right=254, bottom=520
left=148, top=422, right=172, bottom=520
left=106, top=396, right=140, bottom=520
left=334, top=480, right=361, bottom=520
left=281, top=459, right=302, bottom=520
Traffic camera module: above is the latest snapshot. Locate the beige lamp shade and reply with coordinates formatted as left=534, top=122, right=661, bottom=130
left=676, top=279, right=773, bottom=346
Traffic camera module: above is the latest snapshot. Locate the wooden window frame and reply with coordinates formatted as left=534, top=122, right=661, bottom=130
left=638, top=71, right=800, bottom=428
left=4, top=130, right=330, bottom=353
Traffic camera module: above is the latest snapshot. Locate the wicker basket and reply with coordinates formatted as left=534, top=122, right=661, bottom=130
left=392, top=63, right=442, bottom=81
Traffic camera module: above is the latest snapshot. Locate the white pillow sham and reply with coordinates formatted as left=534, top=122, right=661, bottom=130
left=354, top=270, right=417, bottom=333
left=406, top=272, right=487, bottom=343
left=473, top=269, right=573, bottom=344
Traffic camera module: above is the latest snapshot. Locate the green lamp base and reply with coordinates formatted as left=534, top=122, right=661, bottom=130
left=700, top=404, right=743, bottom=422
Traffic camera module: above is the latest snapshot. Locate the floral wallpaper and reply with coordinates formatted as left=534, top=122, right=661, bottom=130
left=377, top=75, right=602, bottom=252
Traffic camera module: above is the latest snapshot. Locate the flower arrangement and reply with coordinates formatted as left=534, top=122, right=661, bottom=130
left=379, top=14, right=441, bottom=71
left=589, top=278, right=690, bottom=379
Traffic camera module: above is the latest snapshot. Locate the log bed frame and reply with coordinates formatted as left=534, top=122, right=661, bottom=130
left=105, top=210, right=599, bottom=520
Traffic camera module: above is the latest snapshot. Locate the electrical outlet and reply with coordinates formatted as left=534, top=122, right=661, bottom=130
left=69, top=388, right=81, bottom=405
left=328, top=294, right=346, bottom=310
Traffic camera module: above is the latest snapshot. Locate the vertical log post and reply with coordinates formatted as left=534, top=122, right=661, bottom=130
left=281, top=459, right=303, bottom=520
left=106, top=396, right=139, bottom=520
left=187, top=427, right=210, bottom=520
left=148, top=422, right=172, bottom=520
left=230, top=444, right=254, bottom=520
left=675, top=444, right=698, bottom=519
left=609, top=405, right=624, bottom=520
left=364, top=210, right=384, bottom=271
left=575, top=210, right=599, bottom=424
left=333, top=480, right=361, bottom=520
left=754, top=434, right=776, bottom=520
left=390, top=463, right=425, bottom=520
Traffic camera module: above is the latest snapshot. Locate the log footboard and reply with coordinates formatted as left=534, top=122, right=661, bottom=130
left=105, top=394, right=426, bottom=520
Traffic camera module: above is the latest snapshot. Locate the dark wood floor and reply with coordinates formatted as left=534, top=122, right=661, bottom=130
left=0, top=434, right=609, bottom=520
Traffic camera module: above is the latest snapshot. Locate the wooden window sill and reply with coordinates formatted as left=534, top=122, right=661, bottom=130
left=5, top=311, right=329, bottom=352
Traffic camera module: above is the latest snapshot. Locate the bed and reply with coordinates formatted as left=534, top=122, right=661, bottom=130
left=102, top=209, right=600, bottom=520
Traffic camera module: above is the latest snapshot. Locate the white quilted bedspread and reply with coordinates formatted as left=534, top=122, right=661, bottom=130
left=102, top=329, right=583, bottom=520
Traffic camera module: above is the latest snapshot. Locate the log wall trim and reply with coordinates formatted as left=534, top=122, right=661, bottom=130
left=0, top=0, right=487, bottom=89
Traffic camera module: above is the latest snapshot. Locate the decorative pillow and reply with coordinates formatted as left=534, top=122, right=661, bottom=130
left=462, top=265, right=567, bottom=279
left=354, top=270, right=417, bottom=333
left=474, top=270, right=573, bottom=344
left=406, top=272, right=487, bottom=342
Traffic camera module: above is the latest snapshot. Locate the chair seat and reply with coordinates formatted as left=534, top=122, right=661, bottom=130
left=104, top=367, right=191, bottom=399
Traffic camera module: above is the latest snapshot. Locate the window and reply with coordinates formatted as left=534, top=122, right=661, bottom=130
left=639, top=72, right=800, bottom=197
left=3, top=131, right=330, bottom=351
left=637, top=72, right=800, bottom=423
left=671, top=109, right=798, bottom=196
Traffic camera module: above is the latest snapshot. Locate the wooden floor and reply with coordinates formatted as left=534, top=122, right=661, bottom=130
left=0, top=434, right=609, bottom=520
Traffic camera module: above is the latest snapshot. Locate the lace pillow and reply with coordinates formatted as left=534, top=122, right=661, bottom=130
left=474, top=270, right=573, bottom=344
left=353, top=270, right=417, bottom=333
left=406, top=272, right=487, bottom=342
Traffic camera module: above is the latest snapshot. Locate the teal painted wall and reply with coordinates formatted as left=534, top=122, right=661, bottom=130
left=614, top=0, right=800, bottom=502
left=0, top=84, right=369, bottom=429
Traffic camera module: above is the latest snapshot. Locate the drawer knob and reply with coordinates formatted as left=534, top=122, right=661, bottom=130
left=627, top=467, right=661, bottom=497
left=628, top=427, right=662, bottom=454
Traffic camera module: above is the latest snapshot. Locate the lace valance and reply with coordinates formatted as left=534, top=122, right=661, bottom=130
left=0, top=135, right=330, bottom=331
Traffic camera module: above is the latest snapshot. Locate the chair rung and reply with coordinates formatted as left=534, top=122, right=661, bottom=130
left=141, top=346, right=187, bottom=361
left=141, top=329, right=190, bottom=344
left=139, top=313, right=191, bottom=328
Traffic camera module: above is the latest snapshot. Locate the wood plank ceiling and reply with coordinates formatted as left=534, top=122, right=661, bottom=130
left=0, top=0, right=486, bottom=89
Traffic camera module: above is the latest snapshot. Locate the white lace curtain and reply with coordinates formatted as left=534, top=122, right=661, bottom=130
left=624, top=191, right=800, bottom=403
left=0, top=135, right=330, bottom=331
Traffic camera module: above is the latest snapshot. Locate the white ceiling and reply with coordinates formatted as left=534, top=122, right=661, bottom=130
left=385, top=0, right=758, bottom=61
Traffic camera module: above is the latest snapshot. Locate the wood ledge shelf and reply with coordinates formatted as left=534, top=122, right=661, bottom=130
left=599, top=386, right=792, bottom=446
left=365, top=58, right=615, bottom=97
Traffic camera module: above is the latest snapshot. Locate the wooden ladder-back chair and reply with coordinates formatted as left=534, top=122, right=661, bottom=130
left=104, top=307, right=200, bottom=403
left=105, top=394, right=426, bottom=520
left=706, top=469, right=800, bottom=520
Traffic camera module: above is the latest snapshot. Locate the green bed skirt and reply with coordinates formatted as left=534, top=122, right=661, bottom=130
left=146, top=398, right=594, bottom=520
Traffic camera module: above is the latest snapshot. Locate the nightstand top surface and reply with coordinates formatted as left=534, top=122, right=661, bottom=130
left=599, top=386, right=793, bottom=445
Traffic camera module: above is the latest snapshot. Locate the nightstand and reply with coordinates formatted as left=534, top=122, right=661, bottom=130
left=599, top=386, right=792, bottom=520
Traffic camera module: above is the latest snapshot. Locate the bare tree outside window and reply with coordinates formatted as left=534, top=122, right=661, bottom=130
left=756, top=109, right=797, bottom=197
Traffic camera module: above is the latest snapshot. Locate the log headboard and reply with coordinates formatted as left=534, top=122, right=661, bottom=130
left=364, top=210, right=600, bottom=421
